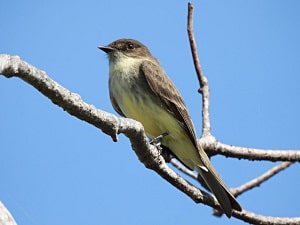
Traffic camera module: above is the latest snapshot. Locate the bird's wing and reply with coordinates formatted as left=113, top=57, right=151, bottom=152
left=140, top=60, right=197, bottom=146
left=142, top=60, right=242, bottom=216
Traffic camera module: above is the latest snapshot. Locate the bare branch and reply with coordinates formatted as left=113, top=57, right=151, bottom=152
left=186, top=2, right=300, bottom=162
left=0, top=53, right=217, bottom=210
left=1, top=54, right=300, bottom=224
left=0, top=5, right=299, bottom=224
left=184, top=3, right=300, bottom=224
left=209, top=141, right=300, bottom=162
left=170, top=158, right=198, bottom=180
left=0, top=201, right=17, bottom=225
left=187, top=2, right=211, bottom=137
left=232, top=161, right=293, bottom=197
left=171, top=156, right=294, bottom=199
left=233, top=209, right=300, bottom=225
left=0, top=55, right=121, bottom=142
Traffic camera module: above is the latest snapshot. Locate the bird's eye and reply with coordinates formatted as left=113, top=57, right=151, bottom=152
left=126, top=42, right=135, bottom=50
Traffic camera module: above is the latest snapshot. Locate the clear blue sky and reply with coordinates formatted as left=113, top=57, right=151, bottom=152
left=1, top=1, right=300, bottom=225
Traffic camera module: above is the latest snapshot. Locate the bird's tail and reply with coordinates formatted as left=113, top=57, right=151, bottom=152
left=196, top=164, right=242, bottom=217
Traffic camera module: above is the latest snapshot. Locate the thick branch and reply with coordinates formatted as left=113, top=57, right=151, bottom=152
left=233, top=209, right=300, bottom=225
left=0, top=53, right=217, bottom=210
left=187, top=2, right=211, bottom=137
left=0, top=55, right=121, bottom=142
left=1, top=54, right=300, bottom=224
left=0, top=202, right=17, bottom=225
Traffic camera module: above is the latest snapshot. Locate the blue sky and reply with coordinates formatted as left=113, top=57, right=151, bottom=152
left=1, top=1, right=300, bottom=225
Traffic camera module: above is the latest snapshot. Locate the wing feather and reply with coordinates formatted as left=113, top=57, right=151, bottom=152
left=141, top=60, right=242, bottom=215
left=140, top=60, right=198, bottom=146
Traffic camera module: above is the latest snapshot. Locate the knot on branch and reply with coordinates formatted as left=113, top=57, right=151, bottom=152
left=0, top=55, right=21, bottom=78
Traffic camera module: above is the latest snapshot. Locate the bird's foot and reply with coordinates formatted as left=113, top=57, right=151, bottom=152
left=149, top=132, right=169, bottom=151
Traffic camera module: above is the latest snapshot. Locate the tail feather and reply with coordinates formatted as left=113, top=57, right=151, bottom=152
left=197, top=166, right=242, bottom=218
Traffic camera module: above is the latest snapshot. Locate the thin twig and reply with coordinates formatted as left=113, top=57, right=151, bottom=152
left=171, top=157, right=294, bottom=198
left=170, top=158, right=198, bottom=180
left=232, top=161, right=293, bottom=197
left=187, top=2, right=211, bottom=137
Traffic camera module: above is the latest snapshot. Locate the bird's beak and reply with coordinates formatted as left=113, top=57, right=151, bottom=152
left=98, top=46, right=116, bottom=53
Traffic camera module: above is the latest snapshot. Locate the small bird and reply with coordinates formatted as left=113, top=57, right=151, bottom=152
left=98, top=39, right=242, bottom=217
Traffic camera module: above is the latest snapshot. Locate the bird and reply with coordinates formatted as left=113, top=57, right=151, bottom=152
left=98, top=38, right=242, bottom=217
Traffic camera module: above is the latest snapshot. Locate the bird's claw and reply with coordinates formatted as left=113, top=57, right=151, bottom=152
left=149, top=132, right=169, bottom=150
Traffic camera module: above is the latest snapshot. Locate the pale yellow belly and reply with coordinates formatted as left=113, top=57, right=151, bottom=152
left=110, top=74, right=201, bottom=169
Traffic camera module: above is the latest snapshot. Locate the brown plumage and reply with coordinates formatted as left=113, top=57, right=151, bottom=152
left=99, top=39, right=242, bottom=217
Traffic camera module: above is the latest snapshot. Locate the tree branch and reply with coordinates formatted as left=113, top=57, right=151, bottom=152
left=211, top=141, right=300, bottom=162
left=0, top=53, right=218, bottom=210
left=170, top=158, right=198, bottom=180
left=186, top=1, right=300, bottom=163
left=172, top=156, right=294, bottom=199
left=1, top=53, right=300, bottom=224
left=232, top=161, right=293, bottom=197
left=233, top=209, right=300, bottom=225
left=0, top=202, right=17, bottom=225
left=187, top=2, right=211, bottom=137
left=1, top=3, right=299, bottom=225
